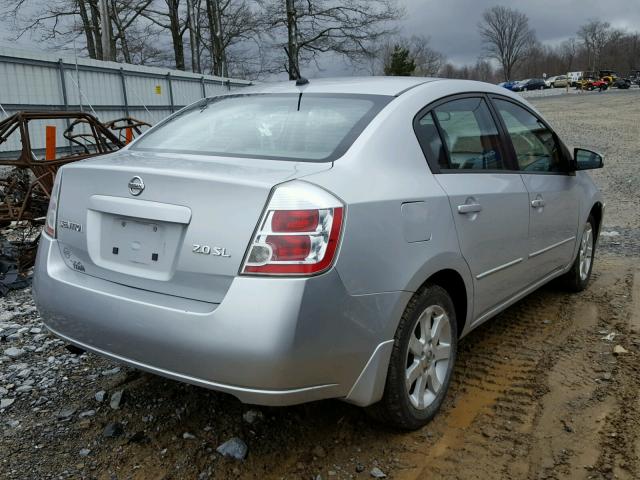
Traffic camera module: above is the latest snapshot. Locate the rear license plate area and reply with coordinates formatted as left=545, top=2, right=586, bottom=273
left=110, top=217, right=163, bottom=265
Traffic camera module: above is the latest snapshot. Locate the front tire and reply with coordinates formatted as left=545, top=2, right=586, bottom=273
left=560, top=216, right=596, bottom=292
left=368, top=285, right=457, bottom=430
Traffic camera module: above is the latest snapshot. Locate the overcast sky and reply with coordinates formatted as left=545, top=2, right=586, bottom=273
left=404, top=0, right=640, bottom=65
left=0, top=0, right=638, bottom=74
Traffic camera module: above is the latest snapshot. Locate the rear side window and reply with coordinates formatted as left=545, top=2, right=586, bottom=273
left=415, top=112, right=448, bottom=169
left=132, top=93, right=390, bottom=162
left=418, top=97, right=505, bottom=171
left=493, top=99, right=564, bottom=172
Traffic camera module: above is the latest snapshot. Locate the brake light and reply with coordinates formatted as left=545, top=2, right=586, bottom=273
left=241, top=182, right=344, bottom=276
left=45, top=172, right=62, bottom=238
left=266, top=235, right=311, bottom=261
left=271, top=210, right=319, bottom=232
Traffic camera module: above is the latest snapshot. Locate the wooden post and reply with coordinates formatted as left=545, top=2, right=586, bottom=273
left=45, top=125, right=57, bottom=160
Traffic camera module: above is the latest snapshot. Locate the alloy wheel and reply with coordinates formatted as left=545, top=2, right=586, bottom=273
left=579, top=223, right=594, bottom=281
left=405, top=305, right=452, bottom=410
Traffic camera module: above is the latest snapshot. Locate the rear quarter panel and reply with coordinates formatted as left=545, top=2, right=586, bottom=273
left=303, top=81, right=480, bottom=338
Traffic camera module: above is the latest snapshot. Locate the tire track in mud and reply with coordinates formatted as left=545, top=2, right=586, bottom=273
left=395, top=257, right=640, bottom=480
left=396, top=289, right=577, bottom=480
left=589, top=266, right=640, bottom=480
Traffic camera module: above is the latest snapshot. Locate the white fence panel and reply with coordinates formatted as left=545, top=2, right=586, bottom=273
left=0, top=47, right=251, bottom=157
left=0, top=62, right=61, bottom=106
left=0, top=47, right=251, bottom=122
left=171, top=77, right=204, bottom=106
left=125, top=75, right=172, bottom=107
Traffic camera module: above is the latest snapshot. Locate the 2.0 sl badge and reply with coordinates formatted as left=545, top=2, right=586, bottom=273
left=192, top=244, right=231, bottom=257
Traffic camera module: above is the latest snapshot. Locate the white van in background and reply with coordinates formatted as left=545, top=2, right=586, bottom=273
left=568, top=72, right=583, bottom=86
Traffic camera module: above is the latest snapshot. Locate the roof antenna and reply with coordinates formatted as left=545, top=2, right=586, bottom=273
left=284, top=47, right=309, bottom=86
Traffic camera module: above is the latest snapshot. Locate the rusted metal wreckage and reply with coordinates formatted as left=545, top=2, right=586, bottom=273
left=0, top=111, right=150, bottom=292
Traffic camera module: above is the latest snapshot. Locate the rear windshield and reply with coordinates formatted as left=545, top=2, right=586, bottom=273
left=132, top=93, right=391, bottom=162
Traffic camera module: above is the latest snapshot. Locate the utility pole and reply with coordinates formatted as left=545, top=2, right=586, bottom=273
left=99, top=0, right=112, bottom=61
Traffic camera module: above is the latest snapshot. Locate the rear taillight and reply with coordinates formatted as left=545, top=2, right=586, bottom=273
left=241, top=182, right=344, bottom=276
left=45, top=172, right=62, bottom=238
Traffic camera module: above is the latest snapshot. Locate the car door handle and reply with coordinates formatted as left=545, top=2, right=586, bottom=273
left=457, top=203, right=482, bottom=214
left=531, top=199, right=546, bottom=208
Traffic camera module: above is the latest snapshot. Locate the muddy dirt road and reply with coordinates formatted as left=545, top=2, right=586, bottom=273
left=1, top=91, right=639, bottom=480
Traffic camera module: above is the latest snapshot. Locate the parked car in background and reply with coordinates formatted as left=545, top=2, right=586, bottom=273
left=599, top=70, right=618, bottom=85
left=544, top=76, right=557, bottom=88
left=34, top=77, right=605, bottom=430
left=500, top=80, right=519, bottom=91
left=568, top=71, right=584, bottom=86
left=553, top=75, right=569, bottom=88
left=613, top=78, right=631, bottom=89
left=512, top=78, right=546, bottom=91
left=511, top=79, right=529, bottom=91
left=591, top=79, right=609, bottom=91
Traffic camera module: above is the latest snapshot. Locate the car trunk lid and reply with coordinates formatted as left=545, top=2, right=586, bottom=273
left=55, top=150, right=331, bottom=304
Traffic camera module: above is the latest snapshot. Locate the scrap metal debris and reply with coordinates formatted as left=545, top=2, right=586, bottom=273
left=0, top=111, right=125, bottom=225
left=103, top=117, right=151, bottom=144
left=0, top=235, right=35, bottom=296
left=0, top=112, right=150, bottom=279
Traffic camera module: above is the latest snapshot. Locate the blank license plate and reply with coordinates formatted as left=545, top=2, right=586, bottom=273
left=112, top=218, right=163, bottom=265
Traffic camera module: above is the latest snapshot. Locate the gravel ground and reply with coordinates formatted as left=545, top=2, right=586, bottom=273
left=1, top=91, right=639, bottom=480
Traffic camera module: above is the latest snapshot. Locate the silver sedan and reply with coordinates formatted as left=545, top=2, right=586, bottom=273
left=34, top=77, right=604, bottom=429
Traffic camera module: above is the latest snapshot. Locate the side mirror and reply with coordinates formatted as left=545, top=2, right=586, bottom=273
left=574, top=148, right=604, bottom=170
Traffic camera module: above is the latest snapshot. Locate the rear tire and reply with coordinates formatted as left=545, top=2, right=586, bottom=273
left=560, top=215, right=596, bottom=292
left=65, top=344, right=86, bottom=355
left=367, top=285, right=457, bottom=430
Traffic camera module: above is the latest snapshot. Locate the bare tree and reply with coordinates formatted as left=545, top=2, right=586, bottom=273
left=110, top=0, right=154, bottom=63
left=264, top=0, right=403, bottom=80
left=140, top=0, right=189, bottom=70
left=472, top=59, right=495, bottom=82
left=201, top=0, right=262, bottom=77
left=124, top=21, right=169, bottom=65
left=577, top=19, right=613, bottom=72
left=1, top=0, right=156, bottom=63
left=623, top=33, right=640, bottom=71
left=409, top=35, right=444, bottom=76
left=76, top=0, right=99, bottom=58
left=439, top=60, right=499, bottom=83
left=185, top=0, right=202, bottom=72
left=478, top=5, right=535, bottom=82
left=559, top=37, right=577, bottom=73
left=0, top=0, right=95, bottom=54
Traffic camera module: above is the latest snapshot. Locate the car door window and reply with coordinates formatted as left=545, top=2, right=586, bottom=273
left=430, top=97, right=505, bottom=170
left=493, top=99, right=564, bottom=173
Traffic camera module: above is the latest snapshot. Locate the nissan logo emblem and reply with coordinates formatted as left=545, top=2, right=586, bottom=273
left=128, top=176, right=145, bottom=196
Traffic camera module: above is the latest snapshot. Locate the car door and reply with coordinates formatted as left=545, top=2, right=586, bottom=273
left=414, top=95, right=530, bottom=320
left=490, top=97, right=580, bottom=282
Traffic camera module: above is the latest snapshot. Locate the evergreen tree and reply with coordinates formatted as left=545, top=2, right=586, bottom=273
left=384, top=45, right=416, bottom=76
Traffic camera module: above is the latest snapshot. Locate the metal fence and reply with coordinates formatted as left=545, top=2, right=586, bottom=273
left=0, top=47, right=252, bottom=155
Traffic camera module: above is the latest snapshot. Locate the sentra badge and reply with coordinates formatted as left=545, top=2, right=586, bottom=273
left=59, top=220, right=83, bottom=233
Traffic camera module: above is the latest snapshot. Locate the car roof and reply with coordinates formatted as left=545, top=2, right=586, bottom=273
left=203, top=77, right=541, bottom=116
left=234, top=76, right=437, bottom=97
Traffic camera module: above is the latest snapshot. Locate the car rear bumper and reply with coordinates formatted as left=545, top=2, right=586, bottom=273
left=33, top=233, right=410, bottom=406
